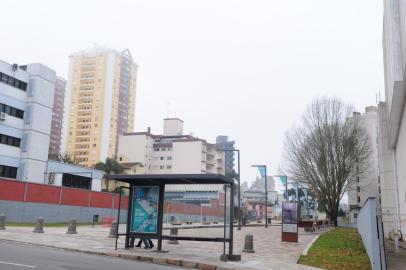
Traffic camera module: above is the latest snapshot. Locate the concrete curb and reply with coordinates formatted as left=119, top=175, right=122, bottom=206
left=297, top=227, right=335, bottom=263
left=0, top=238, right=237, bottom=270
left=301, top=235, right=320, bottom=256
left=163, top=223, right=281, bottom=230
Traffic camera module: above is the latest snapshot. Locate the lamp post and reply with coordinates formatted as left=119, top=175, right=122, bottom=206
left=251, top=165, right=268, bottom=228
left=219, top=149, right=241, bottom=230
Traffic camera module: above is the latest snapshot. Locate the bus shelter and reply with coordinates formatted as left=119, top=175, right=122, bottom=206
left=107, top=174, right=239, bottom=261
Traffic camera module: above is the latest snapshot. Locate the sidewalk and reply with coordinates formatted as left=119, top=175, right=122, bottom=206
left=385, top=239, right=406, bottom=270
left=0, top=224, right=326, bottom=270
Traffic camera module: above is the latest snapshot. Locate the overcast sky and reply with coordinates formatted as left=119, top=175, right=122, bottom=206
left=1, top=0, right=384, bottom=185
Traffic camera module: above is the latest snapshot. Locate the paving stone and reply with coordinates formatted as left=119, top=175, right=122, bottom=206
left=152, top=257, right=167, bottom=264
left=197, top=262, right=217, bottom=270
left=181, top=260, right=197, bottom=268
left=167, top=258, right=181, bottom=266
left=119, top=254, right=138, bottom=260
left=138, top=255, right=153, bottom=262
left=216, top=266, right=235, bottom=270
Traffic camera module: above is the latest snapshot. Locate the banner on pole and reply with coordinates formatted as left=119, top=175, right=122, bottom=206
left=257, top=167, right=266, bottom=178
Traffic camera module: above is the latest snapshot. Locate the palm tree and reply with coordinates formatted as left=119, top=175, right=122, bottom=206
left=95, top=157, right=124, bottom=192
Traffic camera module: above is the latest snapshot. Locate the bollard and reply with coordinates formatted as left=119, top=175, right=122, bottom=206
left=242, top=234, right=255, bottom=253
left=0, top=213, right=5, bottom=230
left=66, top=219, right=77, bottom=234
left=108, top=221, right=118, bottom=238
left=168, top=228, right=179, bottom=244
left=33, top=217, right=44, bottom=233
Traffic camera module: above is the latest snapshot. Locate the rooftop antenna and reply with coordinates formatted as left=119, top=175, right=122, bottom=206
left=165, top=101, right=171, bottom=117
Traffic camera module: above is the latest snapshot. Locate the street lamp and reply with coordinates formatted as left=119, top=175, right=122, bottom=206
left=219, top=149, right=241, bottom=230
left=251, top=165, right=268, bottom=228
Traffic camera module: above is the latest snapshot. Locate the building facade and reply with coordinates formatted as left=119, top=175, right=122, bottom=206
left=379, top=0, right=406, bottom=237
left=347, top=107, right=380, bottom=224
left=63, top=47, right=137, bottom=167
left=0, top=60, right=55, bottom=182
left=49, top=76, right=66, bottom=155
left=216, top=135, right=236, bottom=176
left=117, top=118, right=225, bottom=175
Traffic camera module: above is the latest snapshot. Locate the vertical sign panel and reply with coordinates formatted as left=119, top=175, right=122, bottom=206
left=282, top=202, right=298, bottom=243
left=130, top=186, right=159, bottom=234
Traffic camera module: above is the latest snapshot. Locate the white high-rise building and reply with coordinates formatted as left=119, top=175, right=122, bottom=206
left=347, top=107, right=380, bottom=224
left=0, top=60, right=55, bottom=182
left=117, top=118, right=225, bottom=175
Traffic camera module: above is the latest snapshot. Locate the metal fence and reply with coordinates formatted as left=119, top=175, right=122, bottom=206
left=357, top=197, right=387, bottom=270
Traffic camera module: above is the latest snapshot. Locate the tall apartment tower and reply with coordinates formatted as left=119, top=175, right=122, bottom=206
left=49, top=76, right=66, bottom=155
left=62, top=47, right=137, bottom=167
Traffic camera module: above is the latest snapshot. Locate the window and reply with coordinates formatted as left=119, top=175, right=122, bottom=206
left=0, top=134, right=21, bottom=147
left=167, top=156, right=172, bottom=160
left=0, top=72, right=27, bottom=91
left=154, top=148, right=159, bottom=151
left=62, top=173, right=91, bottom=190
left=160, top=156, right=164, bottom=160
left=167, top=165, right=172, bottom=169
left=161, top=148, right=166, bottom=151
left=357, top=196, right=360, bottom=203
left=0, top=103, right=24, bottom=119
left=0, top=165, right=18, bottom=179
left=160, top=165, right=165, bottom=169
left=357, top=186, right=360, bottom=192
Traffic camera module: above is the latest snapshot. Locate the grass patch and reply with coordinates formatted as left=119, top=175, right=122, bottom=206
left=298, top=228, right=371, bottom=270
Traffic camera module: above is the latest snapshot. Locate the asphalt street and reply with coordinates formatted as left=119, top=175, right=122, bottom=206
left=0, top=241, right=181, bottom=270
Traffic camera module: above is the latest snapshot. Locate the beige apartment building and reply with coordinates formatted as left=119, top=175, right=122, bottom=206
left=62, top=47, right=137, bottom=167
left=117, top=118, right=225, bottom=175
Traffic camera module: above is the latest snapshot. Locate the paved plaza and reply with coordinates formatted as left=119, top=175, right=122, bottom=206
left=0, top=223, right=327, bottom=270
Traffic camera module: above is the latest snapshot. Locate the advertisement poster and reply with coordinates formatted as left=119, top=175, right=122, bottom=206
left=131, top=186, right=159, bottom=234
left=282, top=202, right=298, bottom=243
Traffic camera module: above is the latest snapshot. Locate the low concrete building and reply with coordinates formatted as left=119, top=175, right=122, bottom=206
left=117, top=118, right=225, bottom=175
left=45, top=160, right=103, bottom=191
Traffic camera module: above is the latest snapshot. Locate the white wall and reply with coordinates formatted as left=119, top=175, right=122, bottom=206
left=118, top=134, right=149, bottom=165
left=21, top=159, right=47, bottom=183
left=172, top=141, right=203, bottom=173
left=394, top=102, right=406, bottom=234
left=378, top=103, right=399, bottom=237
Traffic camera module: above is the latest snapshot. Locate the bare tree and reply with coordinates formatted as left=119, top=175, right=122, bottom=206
left=284, top=97, right=371, bottom=226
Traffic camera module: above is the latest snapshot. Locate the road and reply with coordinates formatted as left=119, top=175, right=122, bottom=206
left=0, top=241, right=181, bottom=270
